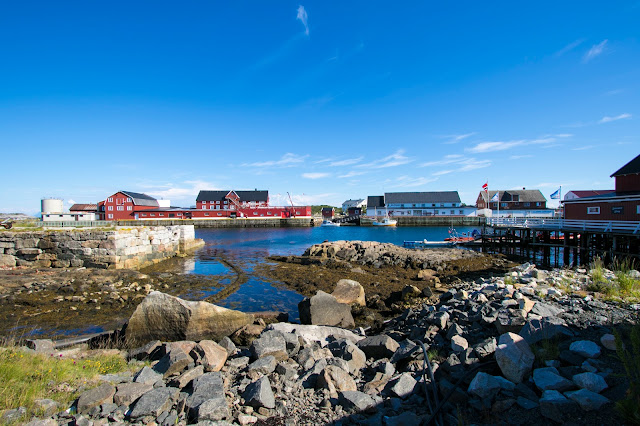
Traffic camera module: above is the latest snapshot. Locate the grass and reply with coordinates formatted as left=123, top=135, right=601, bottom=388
left=586, top=256, right=640, bottom=300
left=614, top=325, right=640, bottom=425
left=531, top=338, right=561, bottom=366
left=0, top=347, right=132, bottom=422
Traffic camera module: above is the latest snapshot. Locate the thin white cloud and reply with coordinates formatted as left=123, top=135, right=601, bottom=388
left=572, top=145, right=595, bottom=151
left=338, top=171, right=366, bottom=178
left=459, top=159, right=492, bottom=171
left=388, top=176, right=438, bottom=188
left=296, top=5, right=309, bottom=35
left=554, top=39, right=585, bottom=57
left=243, top=153, right=308, bottom=168
left=599, top=113, right=632, bottom=124
left=317, top=156, right=364, bottom=167
left=442, top=132, right=477, bottom=145
left=302, top=172, right=330, bottom=179
left=146, top=180, right=219, bottom=202
left=605, top=89, right=624, bottom=96
left=271, top=192, right=335, bottom=206
left=421, top=155, right=491, bottom=171
left=67, top=199, right=76, bottom=206
left=510, top=155, right=533, bottom=160
left=357, top=150, right=412, bottom=169
left=467, top=140, right=525, bottom=153
left=432, top=170, right=454, bottom=176
left=583, top=40, right=608, bottom=63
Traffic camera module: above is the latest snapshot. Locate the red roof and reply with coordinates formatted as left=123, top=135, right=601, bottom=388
left=567, top=190, right=615, bottom=198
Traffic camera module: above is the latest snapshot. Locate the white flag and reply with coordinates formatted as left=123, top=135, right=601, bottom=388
left=491, top=192, right=499, bottom=202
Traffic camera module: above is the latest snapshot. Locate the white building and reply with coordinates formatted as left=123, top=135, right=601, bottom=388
left=341, top=199, right=366, bottom=212
left=366, top=192, right=477, bottom=217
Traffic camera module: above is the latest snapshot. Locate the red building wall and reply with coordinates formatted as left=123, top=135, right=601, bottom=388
left=564, top=200, right=640, bottom=221
left=615, top=174, right=640, bottom=192
left=101, top=192, right=158, bottom=220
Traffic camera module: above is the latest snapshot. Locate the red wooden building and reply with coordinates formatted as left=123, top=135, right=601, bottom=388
left=476, top=190, right=547, bottom=211
left=564, top=154, right=640, bottom=221
left=98, top=191, right=163, bottom=220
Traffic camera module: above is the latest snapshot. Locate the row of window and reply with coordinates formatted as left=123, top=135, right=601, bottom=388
left=489, top=202, right=542, bottom=208
left=587, top=205, right=640, bottom=215
left=390, top=203, right=457, bottom=208
left=106, top=197, right=133, bottom=204
left=106, top=206, right=133, bottom=211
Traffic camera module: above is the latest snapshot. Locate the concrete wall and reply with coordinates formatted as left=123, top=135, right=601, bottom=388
left=0, top=225, right=203, bottom=270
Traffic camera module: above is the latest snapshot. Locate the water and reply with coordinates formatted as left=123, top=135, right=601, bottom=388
left=187, top=225, right=480, bottom=319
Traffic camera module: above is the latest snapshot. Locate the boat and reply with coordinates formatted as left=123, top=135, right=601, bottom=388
left=321, top=219, right=341, bottom=227
left=372, top=216, right=397, bottom=227
left=443, top=228, right=480, bottom=244
left=403, top=239, right=454, bottom=248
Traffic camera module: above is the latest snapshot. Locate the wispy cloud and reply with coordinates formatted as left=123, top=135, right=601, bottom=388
left=510, top=155, right=533, bottom=160
left=357, top=150, right=413, bottom=169
left=467, top=141, right=525, bottom=153
left=271, top=192, right=334, bottom=206
left=296, top=5, right=309, bottom=35
left=316, top=156, right=364, bottom=167
left=421, top=155, right=491, bottom=171
left=145, top=180, right=219, bottom=201
left=572, top=145, right=595, bottom=151
left=338, top=171, right=366, bottom=178
left=583, top=40, right=608, bottom=63
left=599, top=113, right=632, bottom=124
left=302, top=172, right=330, bottom=179
left=604, top=89, right=624, bottom=96
left=243, top=153, right=308, bottom=168
left=554, top=39, right=585, bottom=57
left=442, top=132, right=477, bottom=145
left=387, top=176, right=438, bottom=188
left=432, top=170, right=454, bottom=176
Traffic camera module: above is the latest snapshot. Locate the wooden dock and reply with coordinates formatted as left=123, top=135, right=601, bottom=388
left=482, top=217, right=640, bottom=267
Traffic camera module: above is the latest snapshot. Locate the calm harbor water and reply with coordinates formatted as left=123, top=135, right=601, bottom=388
left=186, top=225, right=480, bottom=320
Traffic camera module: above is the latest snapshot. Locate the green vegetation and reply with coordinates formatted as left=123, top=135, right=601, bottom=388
left=0, top=348, right=132, bottom=422
left=614, top=325, right=640, bottom=425
left=311, top=205, right=341, bottom=215
left=586, top=256, right=640, bottom=300
left=531, top=338, right=561, bottom=366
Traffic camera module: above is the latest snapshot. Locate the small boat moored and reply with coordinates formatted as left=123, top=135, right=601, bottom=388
left=372, top=217, right=397, bottom=226
left=321, top=219, right=341, bottom=227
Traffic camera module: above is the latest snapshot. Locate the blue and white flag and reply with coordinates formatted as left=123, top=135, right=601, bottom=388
left=550, top=188, right=561, bottom=199
left=490, top=192, right=499, bottom=202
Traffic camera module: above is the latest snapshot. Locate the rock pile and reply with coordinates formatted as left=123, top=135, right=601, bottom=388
left=9, top=262, right=639, bottom=425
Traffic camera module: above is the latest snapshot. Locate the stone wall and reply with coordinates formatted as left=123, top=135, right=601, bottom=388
left=0, top=225, right=204, bottom=270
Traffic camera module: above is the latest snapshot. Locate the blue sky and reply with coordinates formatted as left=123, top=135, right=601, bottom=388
left=1, top=1, right=638, bottom=214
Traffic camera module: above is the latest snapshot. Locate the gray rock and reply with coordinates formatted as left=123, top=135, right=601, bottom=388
left=247, top=355, right=277, bottom=378
left=128, top=340, right=163, bottom=361
left=387, top=373, right=417, bottom=399
left=570, top=340, right=601, bottom=359
left=539, top=390, right=580, bottom=423
left=338, top=391, right=377, bottom=413
left=250, top=330, right=288, bottom=361
left=516, top=396, right=538, bottom=410
left=33, top=399, right=59, bottom=416
left=468, top=372, right=502, bottom=400
left=519, top=317, right=574, bottom=345
left=533, top=367, right=575, bottom=392
left=572, top=372, right=608, bottom=393
left=169, top=365, right=205, bottom=389
left=316, top=365, right=357, bottom=398
left=77, top=383, right=116, bottom=414
left=133, top=366, right=163, bottom=385
left=531, top=302, right=564, bottom=317
left=186, top=373, right=229, bottom=422
left=431, top=311, right=450, bottom=329
left=227, top=356, right=250, bottom=370
left=332, top=279, right=366, bottom=306
left=451, top=335, right=468, bottom=352
left=218, top=336, right=237, bottom=356
left=566, top=389, right=610, bottom=411
left=495, top=332, right=535, bottom=383
left=329, top=339, right=366, bottom=375
left=495, top=308, right=526, bottom=334
left=356, top=334, right=399, bottom=360
left=298, top=290, right=355, bottom=328
left=114, top=382, right=153, bottom=406
left=129, top=387, right=179, bottom=419
left=243, top=377, right=275, bottom=409
left=267, top=322, right=364, bottom=346
left=600, top=334, right=617, bottom=351
left=153, top=348, right=193, bottom=378
left=384, top=411, right=421, bottom=426
left=473, top=337, right=497, bottom=359
left=24, top=419, right=58, bottom=426
left=25, top=339, right=55, bottom=353
left=195, top=340, right=228, bottom=372
left=2, top=407, right=26, bottom=424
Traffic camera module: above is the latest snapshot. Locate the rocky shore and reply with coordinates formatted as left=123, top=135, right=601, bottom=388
left=2, top=241, right=639, bottom=425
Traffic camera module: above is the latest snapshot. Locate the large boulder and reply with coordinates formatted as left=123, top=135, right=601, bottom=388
left=125, top=291, right=254, bottom=346
left=495, top=332, right=535, bottom=383
left=298, top=291, right=355, bottom=328
left=267, top=323, right=364, bottom=346
left=332, top=279, right=366, bottom=306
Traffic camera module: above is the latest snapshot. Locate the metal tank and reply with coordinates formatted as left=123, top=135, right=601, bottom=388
left=41, top=198, right=64, bottom=214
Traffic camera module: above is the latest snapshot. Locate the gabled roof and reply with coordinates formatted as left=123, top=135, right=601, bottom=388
left=69, top=204, right=97, bottom=212
left=196, top=190, right=269, bottom=202
left=385, top=191, right=461, bottom=204
left=367, top=196, right=385, bottom=208
left=480, top=190, right=546, bottom=203
left=611, top=154, right=640, bottom=177
left=566, top=190, right=615, bottom=199
left=120, top=191, right=159, bottom=207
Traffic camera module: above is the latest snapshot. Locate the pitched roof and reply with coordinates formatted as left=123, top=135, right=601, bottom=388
left=480, top=190, right=546, bottom=203
left=196, top=190, right=269, bottom=202
left=611, top=153, right=640, bottom=177
left=367, top=196, right=385, bottom=208
left=69, top=204, right=97, bottom=212
left=566, top=190, right=615, bottom=199
left=385, top=191, right=461, bottom=204
left=120, top=191, right=159, bottom=207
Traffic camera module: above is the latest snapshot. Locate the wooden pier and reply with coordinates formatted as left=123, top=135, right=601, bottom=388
left=482, top=218, right=640, bottom=267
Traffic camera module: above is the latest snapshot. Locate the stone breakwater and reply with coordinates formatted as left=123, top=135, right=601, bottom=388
left=7, top=263, right=639, bottom=425
left=303, top=240, right=486, bottom=271
left=0, top=226, right=203, bottom=270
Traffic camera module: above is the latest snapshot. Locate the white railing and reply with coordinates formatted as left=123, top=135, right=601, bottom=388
left=487, top=217, right=640, bottom=234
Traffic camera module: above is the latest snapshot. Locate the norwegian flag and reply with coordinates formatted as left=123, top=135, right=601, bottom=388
left=482, top=182, right=488, bottom=193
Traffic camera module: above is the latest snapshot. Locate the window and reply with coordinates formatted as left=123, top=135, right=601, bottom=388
left=127, top=198, right=132, bottom=203
left=524, top=202, right=530, bottom=207
left=512, top=195, right=519, bottom=202
left=587, top=206, right=600, bottom=214
left=117, top=206, right=124, bottom=211
left=177, top=213, right=182, bottom=216
left=108, top=206, right=113, bottom=211
left=501, top=203, right=508, bottom=207
left=117, top=198, right=124, bottom=205
left=217, top=213, right=222, bottom=216
left=204, top=213, right=209, bottom=216
left=432, top=204, right=436, bottom=207
left=108, top=214, right=113, bottom=219
left=637, top=205, right=640, bottom=214
left=169, top=214, right=175, bottom=218
left=450, top=210, right=455, bottom=214
left=267, top=212, right=272, bottom=215
left=127, top=206, right=132, bottom=211
left=254, top=212, right=258, bottom=215
left=435, top=210, right=439, bottom=215
left=141, top=213, right=147, bottom=217
left=107, top=197, right=113, bottom=202
left=536, top=202, right=541, bottom=206
left=150, top=213, right=155, bottom=217
left=459, top=210, right=463, bottom=215
left=440, top=204, right=444, bottom=207
left=159, top=213, right=164, bottom=217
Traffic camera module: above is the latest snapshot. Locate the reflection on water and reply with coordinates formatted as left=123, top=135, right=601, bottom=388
left=173, top=226, right=481, bottom=321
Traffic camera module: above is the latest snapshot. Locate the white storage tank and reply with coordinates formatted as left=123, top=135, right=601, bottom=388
left=41, top=198, right=64, bottom=214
